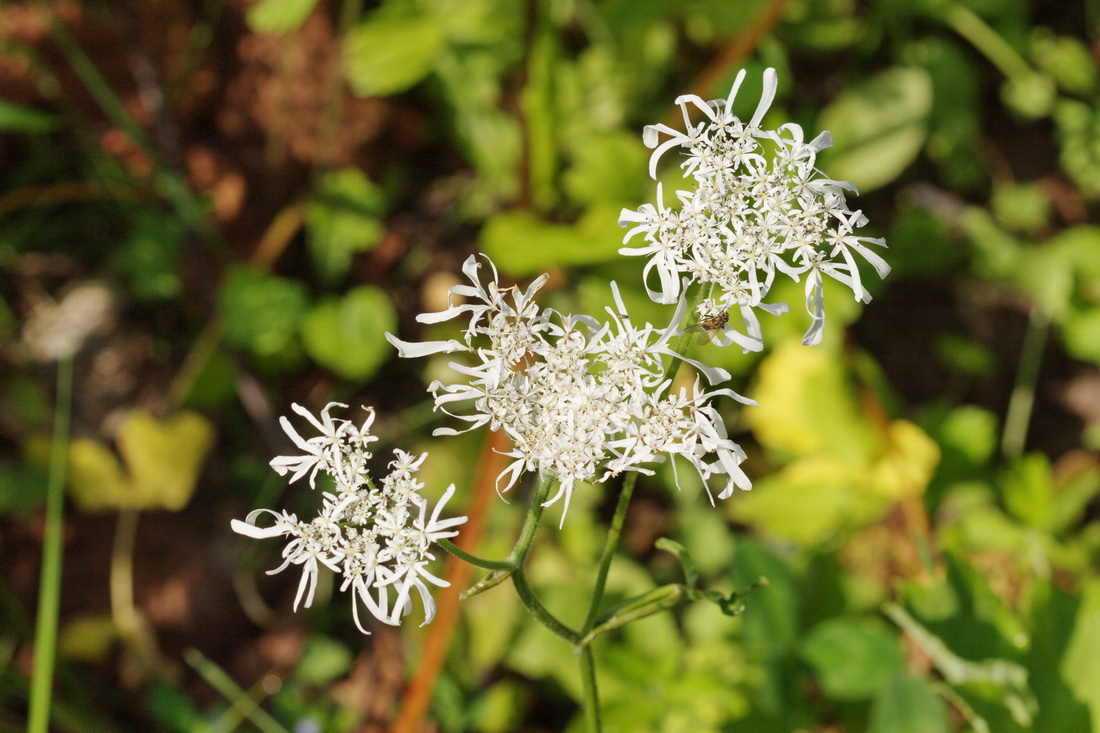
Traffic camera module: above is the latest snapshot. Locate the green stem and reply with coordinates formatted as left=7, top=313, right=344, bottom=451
left=436, top=539, right=513, bottom=571
left=939, top=4, right=1033, bottom=81
left=512, top=568, right=578, bottom=643
left=508, top=473, right=553, bottom=563
left=581, top=471, right=637, bottom=634
left=1001, top=306, right=1049, bottom=460
left=28, top=355, right=73, bottom=733
left=577, top=645, right=601, bottom=733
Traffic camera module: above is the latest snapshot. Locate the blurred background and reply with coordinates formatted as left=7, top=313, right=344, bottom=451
left=2, top=0, right=1099, bottom=731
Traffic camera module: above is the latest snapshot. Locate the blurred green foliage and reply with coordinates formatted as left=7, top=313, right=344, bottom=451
left=2, top=0, right=1100, bottom=730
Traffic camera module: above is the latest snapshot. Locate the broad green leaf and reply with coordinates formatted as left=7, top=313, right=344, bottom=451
left=479, top=205, right=624, bottom=277
left=344, top=15, right=444, bottom=97
left=1025, top=582, right=1092, bottom=733
left=67, top=410, right=214, bottom=512
left=869, top=671, right=950, bottom=733
left=1062, top=578, right=1100, bottom=726
left=731, top=537, right=799, bottom=654
left=818, top=66, right=933, bottom=192
left=1002, top=453, right=1054, bottom=530
left=0, top=99, right=60, bottom=133
left=307, top=168, right=386, bottom=284
left=219, top=266, right=309, bottom=358
left=991, top=182, right=1051, bottom=235
left=562, top=131, right=648, bottom=206
left=246, top=0, right=320, bottom=33
left=300, top=286, right=396, bottom=380
left=800, top=617, right=903, bottom=700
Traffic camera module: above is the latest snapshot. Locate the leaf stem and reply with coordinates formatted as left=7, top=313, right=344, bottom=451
left=435, top=539, right=513, bottom=571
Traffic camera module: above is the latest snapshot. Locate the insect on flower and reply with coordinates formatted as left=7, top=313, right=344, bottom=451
left=685, top=310, right=730, bottom=345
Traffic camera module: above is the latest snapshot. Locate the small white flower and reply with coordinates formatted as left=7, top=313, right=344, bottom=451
left=233, top=404, right=466, bottom=633
left=389, top=255, right=755, bottom=525
left=621, top=67, right=889, bottom=346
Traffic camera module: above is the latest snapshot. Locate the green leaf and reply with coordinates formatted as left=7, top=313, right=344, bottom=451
left=1002, top=453, right=1055, bottom=530
left=731, top=537, right=799, bottom=655
left=800, top=617, right=903, bottom=700
left=300, top=286, right=396, bottom=380
left=817, top=66, right=933, bottom=192
left=0, top=99, right=61, bottom=133
left=479, top=205, right=625, bottom=277
left=1062, top=579, right=1100, bottom=727
left=344, top=15, right=444, bottom=97
left=219, top=266, right=309, bottom=358
left=307, top=168, right=386, bottom=284
left=1025, top=582, right=1093, bottom=733
left=246, top=0, right=320, bottom=33
left=562, top=130, right=648, bottom=206
left=869, top=671, right=950, bottom=733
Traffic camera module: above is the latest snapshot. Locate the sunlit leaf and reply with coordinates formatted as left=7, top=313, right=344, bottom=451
left=344, top=15, right=444, bottom=97
left=818, top=66, right=933, bottom=192
left=480, top=205, right=624, bottom=277
left=800, top=617, right=903, bottom=700
left=247, top=0, right=320, bottom=33
left=300, top=286, right=396, bottom=380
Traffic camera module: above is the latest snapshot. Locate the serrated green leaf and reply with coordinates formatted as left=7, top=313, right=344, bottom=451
left=246, top=0, right=320, bottom=33
left=818, top=66, right=933, bottom=192
left=300, top=286, right=396, bottom=380
left=800, top=617, right=903, bottom=700
left=344, top=15, right=444, bottom=97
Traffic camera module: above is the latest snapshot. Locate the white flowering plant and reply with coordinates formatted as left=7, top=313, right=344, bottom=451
left=233, top=68, right=888, bottom=730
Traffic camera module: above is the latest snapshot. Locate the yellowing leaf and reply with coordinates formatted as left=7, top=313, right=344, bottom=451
left=118, top=410, right=214, bottom=511
left=67, top=438, right=130, bottom=511
left=861, top=420, right=940, bottom=500
left=59, top=614, right=118, bottom=662
left=67, top=410, right=214, bottom=512
left=729, top=456, right=891, bottom=546
left=746, top=339, right=875, bottom=462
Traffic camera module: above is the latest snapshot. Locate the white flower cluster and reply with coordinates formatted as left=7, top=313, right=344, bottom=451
left=619, top=67, right=891, bottom=347
left=232, top=403, right=467, bottom=633
left=387, top=256, right=755, bottom=524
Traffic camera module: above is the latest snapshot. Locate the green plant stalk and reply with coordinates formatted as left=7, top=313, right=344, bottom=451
left=28, top=355, right=73, bottom=733
left=576, top=645, right=601, bottom=733
left=1001, top=307, right=1049, bottom=460
left=939, top=4, right=1033, bottom=81
left=581, top=471, right=638, bottom=635
left=184, top=649, right=291, bottom=733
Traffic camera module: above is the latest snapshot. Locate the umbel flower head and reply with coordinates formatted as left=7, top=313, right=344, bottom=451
left=619, top=67, right=891, bottom=347
left=387, top=256, right=756, bottom=524
left=232, top=402, right=467, bottom=633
